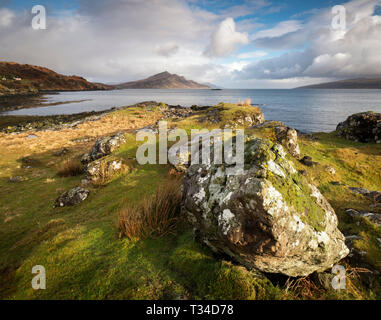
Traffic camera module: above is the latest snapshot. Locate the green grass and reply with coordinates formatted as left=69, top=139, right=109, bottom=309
left=0, top=104, right=380, bottom=300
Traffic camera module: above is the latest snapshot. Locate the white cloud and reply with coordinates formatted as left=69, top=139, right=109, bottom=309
left=251, top=20, right=302, bottom=40
left=0, top=0, right=218, bottom=83
left=238, top=0, right=381, bottom=83
left=205, top=17, right=249, bottom=57
left=0, top=8, right=14, bottom=27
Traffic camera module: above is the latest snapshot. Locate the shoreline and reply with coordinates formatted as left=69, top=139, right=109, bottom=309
left=0, top=101, right=318, bottom=135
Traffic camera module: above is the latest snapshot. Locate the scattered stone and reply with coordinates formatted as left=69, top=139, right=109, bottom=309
left=53, top=148, right=69, bottom=157
left=71, top=136, right=96, bottom=144
left=85, top=157, right=130, bottom=183
left=8, top=176, right=25, bottom=183
left=26, top=134, right=38, bottom=140
left=298, top=170, right=307, bottom=176
left=330, top=181, right=344, bottom=186
left=162, top=105, right=194, bottom=119
left=20, top=156, right=41, bottom=168
left=349, top=187, right=381, bottom=203
left=54, top=187, right=89, bottom=208
left=81, top=179, right=90, bottom=186
left=300, top=156, right=318, bottom=167
left=182, top=137, right=349, bottom=277
left=137, top=126, right=158, bottom=134
left=81, top=132, right=126, bottom=165
left=275, top=126, right=301, bottom=158
left=336, top=111, right=381, bottom=143
left=252, top=120, right=285, bottom=129
left=325, top=166, right=336, bottom=176
left=345, top=209, right=381, bottom=226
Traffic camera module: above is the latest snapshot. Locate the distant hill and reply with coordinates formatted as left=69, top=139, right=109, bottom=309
left=0, top=62, right=111, bottom=96
left=297, top=78, right=381, bottom=89
left=114, top=71, right=210, bottom=89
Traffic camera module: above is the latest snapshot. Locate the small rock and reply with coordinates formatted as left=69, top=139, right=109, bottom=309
left=26, top=134, right=38, bottom=140
left=8, top=176, right=25, bottom=183
left=81, top=179, right=90, bottom=186
left=54, top=148, right=69, bottom=157
left=81, top=132, right=126, bottom=165
left=330, top=181, right=344, bottom=186
left=275, top=126, right=301, bottom=158
left=54, top=187, right=89, bottom=208
left=345, top=209, right=381, bottom=226
left=300, top=156, right=318, bottom=167
left=85, top=157, right=129, bottom=183
left=325, top=166, right=336, bottom=176
left=349, top=187, right=381, bottom=203
left=298, top=170, right=307, bottom=176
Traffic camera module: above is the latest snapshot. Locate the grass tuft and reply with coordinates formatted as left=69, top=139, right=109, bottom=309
left=119, top=178, right=183, bottom=240
left=57, top=158, right=83, bottom=177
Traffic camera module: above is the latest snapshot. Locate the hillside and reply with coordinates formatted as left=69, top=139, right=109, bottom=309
left=0, top=62, right=111, bottom=96
left=297, top=78, right=381, bottom=89
left=114, top=71, right=210, bottom=89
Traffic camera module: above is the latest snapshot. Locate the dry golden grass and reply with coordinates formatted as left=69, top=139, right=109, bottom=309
left=0, top=106, right=163, bottom=164
left=57, top=158, right=83, bottom=177
left=119, top=178, right=183, bottom=240
left=237, top=98, right=252, bottom=107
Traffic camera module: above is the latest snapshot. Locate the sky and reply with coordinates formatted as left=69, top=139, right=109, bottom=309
left=1, top=0, right=381, bottom=88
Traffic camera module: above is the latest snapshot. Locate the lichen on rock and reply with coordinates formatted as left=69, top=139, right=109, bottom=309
left=182, top=137, right=349, bottom=277
left=81, top=132, right=126, bottom=165
left=85, top=156, right=130, bottom=184
left=336, top=111, right=381, bottom=143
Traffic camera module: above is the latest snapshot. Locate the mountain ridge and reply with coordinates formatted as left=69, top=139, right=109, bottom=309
left=114, top=71, right=210, bottom=89
left=296, top=77, right=381, bottom=89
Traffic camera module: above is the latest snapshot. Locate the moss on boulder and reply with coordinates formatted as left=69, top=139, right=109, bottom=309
left=182, top=137, right=349, bottom=277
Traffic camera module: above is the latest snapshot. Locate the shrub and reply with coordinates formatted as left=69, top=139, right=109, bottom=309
left=119, top=178, right=183, bottom=239
left=57, top=158, right=83, bottom=177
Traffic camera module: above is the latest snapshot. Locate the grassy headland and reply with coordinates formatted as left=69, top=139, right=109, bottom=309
left=0, top=102, right=380, bottom=300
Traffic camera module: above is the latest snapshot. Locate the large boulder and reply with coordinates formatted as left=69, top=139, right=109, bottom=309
left=182, top=137, right=349, bottom=277
left=81, top=132, right=126, bottom=165
left=336, top=112, right=381, bottom=143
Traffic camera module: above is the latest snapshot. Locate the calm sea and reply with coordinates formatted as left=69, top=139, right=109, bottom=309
left=2, top=89, right=381, bottom=133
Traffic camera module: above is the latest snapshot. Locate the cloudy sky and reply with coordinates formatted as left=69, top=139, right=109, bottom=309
left=1, top=0, right=381, bottom=88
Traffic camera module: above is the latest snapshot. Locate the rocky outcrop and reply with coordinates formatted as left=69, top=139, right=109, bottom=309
left=54, top=187, right=89, bottom=207
left=252, top=121, right=301, bottom=158
left=349, top=187, right=381, bottom=203
left=336, top=112, right=381, bottom=143
left=275, top=126, right=300, bottom=158
left=182, top=137, right=348, bottom=277
left=346, top=209, right=381, bottom=226
left=81, top=132, right=126, bottom=165
left=85, top=157, right=130, bottom=183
